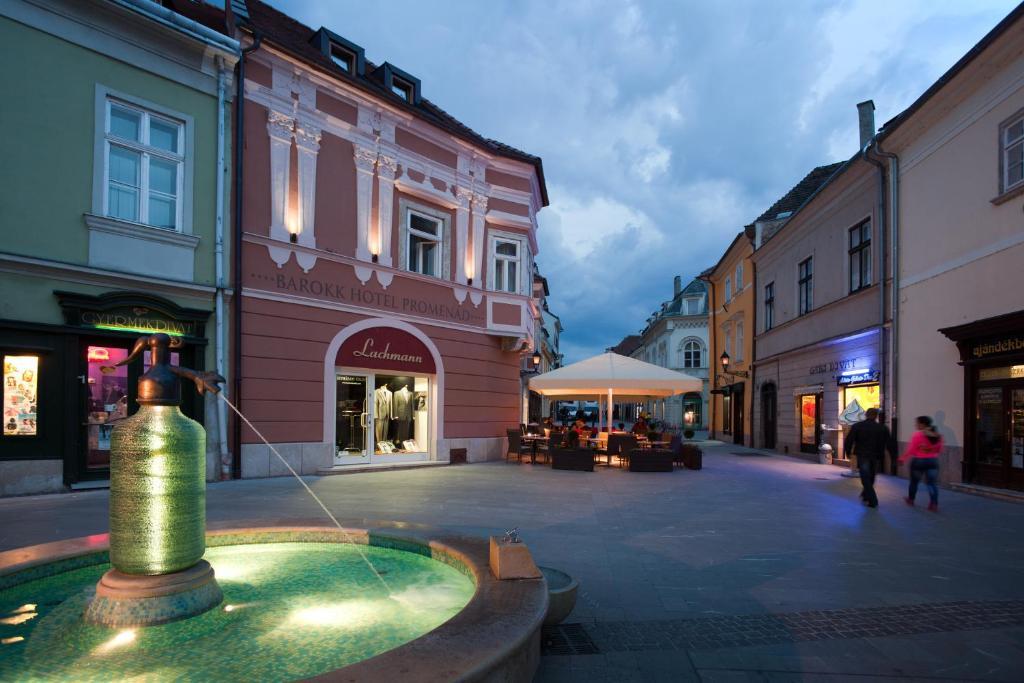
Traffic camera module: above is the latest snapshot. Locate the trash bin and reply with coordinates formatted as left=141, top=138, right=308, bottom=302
left=817, top=443, right=833, bottom=465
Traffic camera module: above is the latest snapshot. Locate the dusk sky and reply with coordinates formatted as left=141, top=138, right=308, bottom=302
left=270, top=0, right=1016, bottom=363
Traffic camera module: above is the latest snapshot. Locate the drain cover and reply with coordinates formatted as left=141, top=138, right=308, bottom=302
left=541, top=623, right=600, bottom=656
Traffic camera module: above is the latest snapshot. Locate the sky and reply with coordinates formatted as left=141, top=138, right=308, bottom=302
left=269, top=0, right=1018, bottom=363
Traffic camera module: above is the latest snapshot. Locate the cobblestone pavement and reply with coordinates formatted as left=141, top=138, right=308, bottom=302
left=2, top=443, right=1024, bottom=681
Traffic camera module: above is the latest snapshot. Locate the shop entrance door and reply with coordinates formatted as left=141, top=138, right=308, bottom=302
left=334, top=371, right=431, bottom=466
left=973, top=384, right=1024, bottom=490
left=799, top=393, right=822, bottom=454
left=762, top=383, right=777, bottom=449
left=732, top=385, right=745, bottom=445
left=79, top=342, right=133, bottom=482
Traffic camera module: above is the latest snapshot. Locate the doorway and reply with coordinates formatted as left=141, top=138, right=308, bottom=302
left=761, top=383, right=777, bottom=449
left=334, top=371, right=430, bottom=466
left=732, top=384, right=745, bottom=445
left=971, top=382, right=1024, bottom=490
left=799, top=392, right=822, bottom=454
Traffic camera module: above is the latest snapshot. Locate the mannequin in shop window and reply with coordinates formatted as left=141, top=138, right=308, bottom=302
left=374, top=384, right=392, bottom=443
left=392, top=383, right=414, bottom=442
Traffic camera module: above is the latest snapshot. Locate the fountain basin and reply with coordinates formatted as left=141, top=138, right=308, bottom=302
left=0, top=526, right=548, bottom=682
left=538, top=566, right=578, bottom=626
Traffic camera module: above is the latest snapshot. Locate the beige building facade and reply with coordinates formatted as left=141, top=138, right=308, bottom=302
left=878, top=5, right=1024, bottom=489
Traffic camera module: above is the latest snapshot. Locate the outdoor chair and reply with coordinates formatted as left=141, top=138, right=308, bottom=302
left=506, top=429, right=530, bottom=463
left=680, top=443, right=703, bottom=470
left=605, top=434, right=637, bottom=468
left=628, top=448, right=674, bottom=472
left=668, top=434, right=684, bottom=467
left=551, top=447, right=594, bottom=472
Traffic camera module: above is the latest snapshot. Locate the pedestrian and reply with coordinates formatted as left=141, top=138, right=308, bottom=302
left=899, top=416, right=943, bottom=511
left=843, top=408, right=894, bottom=508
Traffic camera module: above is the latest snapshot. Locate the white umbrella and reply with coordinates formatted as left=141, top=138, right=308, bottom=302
left=529, top=352, right=703, bottom=432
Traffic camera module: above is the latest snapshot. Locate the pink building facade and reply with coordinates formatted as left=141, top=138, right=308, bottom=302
left=235, top=5, right=547, bottom=475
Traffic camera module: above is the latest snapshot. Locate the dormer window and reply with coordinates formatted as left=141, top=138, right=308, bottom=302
left=330, top=46, right=355, bottom=73
left=311, top=27, right=366, bottom=77
left=391, top=78, right=413, bottom=102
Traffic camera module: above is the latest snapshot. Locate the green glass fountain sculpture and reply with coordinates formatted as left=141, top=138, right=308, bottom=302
left=84, top=333, right=226, bottom=626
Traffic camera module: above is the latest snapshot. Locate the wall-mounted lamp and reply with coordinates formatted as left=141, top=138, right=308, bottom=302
left=289, top=232, right=298, bottom=244
left=371, top=253, right=379, bottom=263
left=467, top=277, right=473, bottom=286
left=531, top=352, right=542, bottom=368
left=720, top=351, right=730, bottom=370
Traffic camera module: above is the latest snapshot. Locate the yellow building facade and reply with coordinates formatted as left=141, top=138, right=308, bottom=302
left=701, top=231, right=755, bottom=445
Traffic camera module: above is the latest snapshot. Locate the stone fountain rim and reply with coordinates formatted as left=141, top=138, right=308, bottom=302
left=0, top=523, right=548, bottom=683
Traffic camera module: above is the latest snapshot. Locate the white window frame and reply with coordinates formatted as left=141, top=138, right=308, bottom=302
left=735, top=262, right=743, bottom=289
left=735, top=321, right=744, bottom=362
left=90, top=85, right=195, bottom=236
left=764, top=281, right=775, bottom=331
left=725, top=277, right=732, bottom=302
left=397, top=198, right=451, bottom=280
left=797, top=256, right=813, bottom=316
left=487, top=229, right=528, bottom=295
left=103, top=99, right=185, bottom=231
left=723, top=326, right=732, bottom=358
left=1001, top=111, right=1024, bottom=194
left=406, top=210, right=443, bottom=276
left=680, top=338, right=703, bottom=369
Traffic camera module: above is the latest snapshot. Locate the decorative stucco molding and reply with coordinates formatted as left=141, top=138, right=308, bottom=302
left=470, top=193, right=488, bottom=291
left=353, top=144, right=377, bottom=262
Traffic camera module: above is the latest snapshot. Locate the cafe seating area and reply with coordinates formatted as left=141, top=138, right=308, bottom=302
left=505, top=425, right=702, bottom=473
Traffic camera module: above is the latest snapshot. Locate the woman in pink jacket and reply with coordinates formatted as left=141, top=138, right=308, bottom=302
left=899, top=416, right=944, bottom=511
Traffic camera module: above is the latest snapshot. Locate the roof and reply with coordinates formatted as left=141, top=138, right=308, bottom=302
left=754, top=163, right=843, bottom=224
left=529, top=352, right=703, bottom=398
left=878, top=1, right=1024, bottom=142
left=608, top=335, right=642, bottom=356
left=242, top=0, right=549, bottom=205
left=699, top=231, right=748, bottom=279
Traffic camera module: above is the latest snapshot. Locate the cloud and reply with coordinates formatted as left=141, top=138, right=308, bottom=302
left=274, top=0, right=1018, bottom=362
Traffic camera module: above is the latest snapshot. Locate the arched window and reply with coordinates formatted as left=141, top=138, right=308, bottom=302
left=680, top=339, right=704, bottom=368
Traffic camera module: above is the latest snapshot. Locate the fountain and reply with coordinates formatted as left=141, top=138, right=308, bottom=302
left=0, top=333, right=548, bottom=681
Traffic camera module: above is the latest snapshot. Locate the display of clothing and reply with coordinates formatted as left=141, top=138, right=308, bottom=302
left=374, top=385, right=392, bottom=442
left=392, top=386, right=413, bottom=441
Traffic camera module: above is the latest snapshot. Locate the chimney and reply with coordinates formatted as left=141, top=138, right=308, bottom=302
left=857, top=100, right=875, bottom=150
left=673, top=275, right=682, bottom=297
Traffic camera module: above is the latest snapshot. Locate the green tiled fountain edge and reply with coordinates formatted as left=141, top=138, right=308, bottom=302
left=0, top=528, right=474, bottom=592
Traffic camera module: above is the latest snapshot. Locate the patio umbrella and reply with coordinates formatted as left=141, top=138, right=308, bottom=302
left=528, top=352, right=703, bottom=433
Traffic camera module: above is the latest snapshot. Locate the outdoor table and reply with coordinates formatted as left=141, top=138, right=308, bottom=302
left=521, top=435, right=548, bottom=464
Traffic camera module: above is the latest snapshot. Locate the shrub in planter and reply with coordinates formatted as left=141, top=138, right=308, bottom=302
left=683, top=429, right=695, bottom=439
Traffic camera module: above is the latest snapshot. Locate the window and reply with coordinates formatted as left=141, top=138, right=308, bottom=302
left=735, top=262, right=743, bottom=289
left=658, top=342, right=667, bottom=368
left=724, top=326, right=732, bottom=358
left=682, top=340, right=703, bottom=368
left=491, top=238, right=521, bottom=293
left=848, top=220, right=871, bottom=292
left=3, top=355, right=39, bottom=437
left=684, top=298, right=701, bottom=315
left=798, top=257, right=813, bottom=315
left=736, top=322, right=744, bottom=362
left=725, top=277, right=732, bottom=302
left=330, top=47, right=355, bottom=73
left=406, top=211, right=442, bottom=277
left=764, top=282, right=775, bottom=330
left=104, top=99, right=184, bottom=230
left=391, top=78, right=413, bottom=102
left=1003, top=113, right=1024, bottom=193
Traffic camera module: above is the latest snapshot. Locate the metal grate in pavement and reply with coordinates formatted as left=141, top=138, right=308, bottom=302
left=541, top=600, right=1024, bottom=656
left=541, top=622, right=600, bottom=656
left=732, top=451, right=769, bottom=457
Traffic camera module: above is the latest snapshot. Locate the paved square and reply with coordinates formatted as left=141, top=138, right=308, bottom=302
left=2, top=445, right=1024, bottom=681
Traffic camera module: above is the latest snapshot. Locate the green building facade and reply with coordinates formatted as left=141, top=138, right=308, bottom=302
left=0, top=0, right=238, bottom=494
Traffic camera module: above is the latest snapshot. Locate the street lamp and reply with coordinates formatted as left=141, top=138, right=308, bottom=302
left=719, top=351, right=730, bottom=372
left=531, top=351, right=542, bottom=369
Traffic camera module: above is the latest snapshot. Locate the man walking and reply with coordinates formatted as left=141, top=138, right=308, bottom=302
left=843, top=408, right=894, bottom=508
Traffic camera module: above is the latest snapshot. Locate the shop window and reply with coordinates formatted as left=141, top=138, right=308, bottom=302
left=490, top=237, right=522, bottom=294
left=764, top=281, right=775, bottom=330
left=839, top=383, right=880, bottom=426
left=372, top=375, right=429, bottom=455
left=1002, top=113, right=1024, bottom=194
left=406, top=211, right=443, bottom=277
left=3, top=355, right=39, bottom=437
left=798, top=257, right=813, bottom=315
left=848, top=220, right=871, bottom=293
left=104, top=99, right=184, bottom=230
